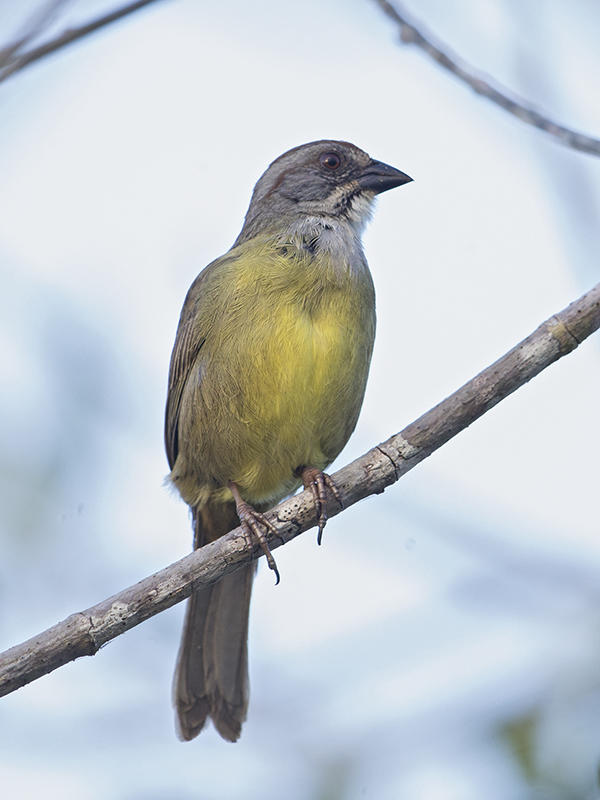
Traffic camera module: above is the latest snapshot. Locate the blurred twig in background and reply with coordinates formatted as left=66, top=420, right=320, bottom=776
left=372, top=0, right=600, bottom=157
left=0, top=0, right=70, bottom=69
left=0, top=0, right=165, bottom=83
left=4, top=0, right=599, bottom=151
left=0, top=281, right=598, bottom=699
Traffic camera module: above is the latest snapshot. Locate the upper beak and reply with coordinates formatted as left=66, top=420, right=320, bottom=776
left=358, top=159, right=413, bottom=194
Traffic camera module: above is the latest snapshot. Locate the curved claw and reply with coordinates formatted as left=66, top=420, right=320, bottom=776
left=299, top=467, right=343, bottom=545
left=229, top=481, right=280, bottom=584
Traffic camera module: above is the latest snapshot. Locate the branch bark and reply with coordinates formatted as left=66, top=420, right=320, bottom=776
left=1, top=282, right=599, bottom=698
left=0, top=0, right=166, bottom=83
left=371, top=0, right=600, bottom=157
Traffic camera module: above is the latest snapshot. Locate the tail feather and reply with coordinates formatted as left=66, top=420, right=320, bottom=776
left=173, top=501, right=255, bottom=742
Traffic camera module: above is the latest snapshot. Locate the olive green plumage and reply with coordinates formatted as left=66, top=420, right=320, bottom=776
left=167, top=237, right=375, bottom=509
left=165, top=140, right=411, bottom=741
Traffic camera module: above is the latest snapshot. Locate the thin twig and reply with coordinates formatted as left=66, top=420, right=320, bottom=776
left=371, top=0, right=600, bottom=157
left=0, top=0, right=166, bottom=83
left=0, top=0, right=71, bottom=70
left=0, top=282, right=599, bottom=698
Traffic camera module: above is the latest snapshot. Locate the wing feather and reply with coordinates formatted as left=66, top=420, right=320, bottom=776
left=164, top=266, right=213, bottom=469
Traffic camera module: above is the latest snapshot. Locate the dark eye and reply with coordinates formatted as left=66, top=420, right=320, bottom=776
left=319, top=152, right=341, bottom=170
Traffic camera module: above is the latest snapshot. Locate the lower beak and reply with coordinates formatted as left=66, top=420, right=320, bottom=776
left=358, top=159, right=413, bottom=194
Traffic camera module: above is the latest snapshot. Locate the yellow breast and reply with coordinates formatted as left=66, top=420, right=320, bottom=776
left=176, top=240, right=376, bottom=507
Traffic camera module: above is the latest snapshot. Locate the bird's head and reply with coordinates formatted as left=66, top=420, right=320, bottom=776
left=236, top=140, right=412, bottom=243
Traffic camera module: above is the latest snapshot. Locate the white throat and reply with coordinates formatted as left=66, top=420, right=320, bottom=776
left=279, top=193, right=375, bottom=274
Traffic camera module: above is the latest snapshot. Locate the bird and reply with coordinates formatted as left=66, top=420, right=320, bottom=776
left=165, top=139, right=412, bottom=742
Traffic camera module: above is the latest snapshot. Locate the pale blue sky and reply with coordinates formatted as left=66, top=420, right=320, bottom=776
left=1, top=2, right=600, bottom=798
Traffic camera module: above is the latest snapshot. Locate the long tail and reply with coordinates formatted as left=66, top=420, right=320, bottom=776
left=173, top=500, right=255, bottom=742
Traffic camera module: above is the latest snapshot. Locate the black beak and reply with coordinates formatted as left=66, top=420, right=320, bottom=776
left=358, top=159, right=413, bottom=194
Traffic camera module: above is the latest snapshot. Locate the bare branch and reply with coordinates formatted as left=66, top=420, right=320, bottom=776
left=0, top=0, right=166, bottom=84
left=0, top=282, right=598, bottom=697
left=371, top=0, right=600, bottom=157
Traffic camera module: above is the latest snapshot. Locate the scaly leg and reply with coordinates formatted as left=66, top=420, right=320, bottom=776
left=297, top=467, right=343, bottom=546
left=228, top=481, right=280, bottom=584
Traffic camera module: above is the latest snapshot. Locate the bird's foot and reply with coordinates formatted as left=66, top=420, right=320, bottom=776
left=228, top=481, right=280, bottom=584
left=298, top=467, right=343, bottom=545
